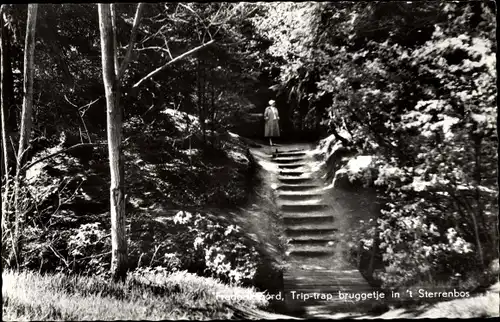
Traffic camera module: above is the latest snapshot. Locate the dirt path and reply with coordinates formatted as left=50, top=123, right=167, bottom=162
left=249, top=143, right=379, bottom=317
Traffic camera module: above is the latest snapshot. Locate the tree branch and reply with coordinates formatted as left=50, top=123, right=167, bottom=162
left=132, top=39, right=215, bottom=89
left=21, top=143, right=106, bottom=172
left=162, top=36, right=174, bottom=60
left=117, top=3, right=145, bottom=81
left=135, top=46, right=170, bottom=53
left=110, top=4, right=119, bottom=77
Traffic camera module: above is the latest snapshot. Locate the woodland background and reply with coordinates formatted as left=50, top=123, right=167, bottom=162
left=1, top=2, right=498, bottom=319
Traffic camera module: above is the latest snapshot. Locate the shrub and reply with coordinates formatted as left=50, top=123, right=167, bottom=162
left=142, top=211, right=261, bottom=286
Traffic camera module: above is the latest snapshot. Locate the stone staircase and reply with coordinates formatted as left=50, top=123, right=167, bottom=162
left=268, top=146, right=379, bottom=316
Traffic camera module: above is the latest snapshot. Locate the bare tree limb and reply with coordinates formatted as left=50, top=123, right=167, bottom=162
left=64, top=93, right=98, bottom=110
left=21, top=143, right=106, bottom=172
left=162, top=36, right=173, bottom=60
left=139, top=24, right=168, bottom=45
left=135, top=46, right=170, bottom=53
left=48, top=244, right=70, bottom=268
left=64, top=95, right=101, bottom=143
left=9, top=136, right=17, bottom=162
left=178, top=3, right=213, bottom=43
left=132, top=39, right=215, bottom=89
left=117, top=3, right=145, bottom=81
left=179, top=3, right=206, bottom=27
left=209, top=5, right=223, bottom=27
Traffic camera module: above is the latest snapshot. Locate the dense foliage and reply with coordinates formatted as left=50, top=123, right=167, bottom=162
left=251, top=1, right=497, bottom=289
left=1, top=2, right=497, bottom=293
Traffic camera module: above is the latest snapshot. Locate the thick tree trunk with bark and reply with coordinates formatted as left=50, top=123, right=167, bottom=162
left=10, top=4, right=38, bottom=268
left=98, top=4, right=127, bottom=281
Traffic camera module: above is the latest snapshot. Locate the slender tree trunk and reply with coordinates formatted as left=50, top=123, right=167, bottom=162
left=473, top=134, right=485, bottom=266
left=452, top=189, right=484, bottom=268
left=1, top=4, right=10, bottom=231
left=98, top=4, right=127, bottom=281
left=201, top=61, right=207, bottom=144
left=210, top=81, right=216, bottom=146
left=10, top=4, right=38, bottom=268
left=197, top=59, right=206, bottom=144
left=368, top=226, right=379, bottom=277
left=467, top=197, right=484, bottom=267
left=1, top=11, right=16, bottom=131
left=110, top=4, right=120, bottom=76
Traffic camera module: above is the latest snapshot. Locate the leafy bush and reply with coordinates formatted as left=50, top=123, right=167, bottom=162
left=67, top=222, right=111, bottom=275
left=132, top=211, right=261, bottom=286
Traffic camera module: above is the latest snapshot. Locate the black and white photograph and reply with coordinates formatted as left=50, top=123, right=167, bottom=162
left=1, top=1, right=498, bottom=320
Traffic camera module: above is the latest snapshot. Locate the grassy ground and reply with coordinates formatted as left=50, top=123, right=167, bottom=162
left=2, top=269, right=271, bottom=321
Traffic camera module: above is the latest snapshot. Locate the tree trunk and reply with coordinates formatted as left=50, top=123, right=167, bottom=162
left=210, top=82, right=216, bottom=146
left=10, top=4, right=38, bottom=268
left=98, top=4, right=127, bottom=281
left=1, top=4, right=10, bottom=231
left=472, top=134, right=485, bottom=267
left=1, top=11, right=16, bottom=131
left=197, top=59, right=206, bottom=144
left=110, top=4, right=120, bottom=76
left=329, top=125, right=350, bottom=147
left=201, top=61, right=207, bottom=144
left=368, top=226, right=379, bottom=277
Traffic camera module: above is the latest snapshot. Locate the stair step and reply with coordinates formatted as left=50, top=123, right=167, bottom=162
left=280, top=203, right=330, bottom=212
left=286, top=229, right=336, bottom=239
left=288, top=239, right=335, bottom=247
left=285, top=223, right=337, bottom=231
left=276, top=184, right=322, bottom=191
left=308, top=298, right=380, bottom=305
left=283, top=216, right=334, bottom=226
left=278, top=189, right=324, bottom=196
left=286, top=229, right=337, bottom=239
left=279, top=170, right=306, bottom=177
left=276, top=149, right=304, bottom=153
left=281, top=210, right=332, bottom=219
left=289, top=284, right=372, bottom=291
left=288, top=286, right=374, bottom=292
left=285, top=230, right=339, bottom=244
left=278, top=191, right=324, bottom=200
left=278, top=163, right=306, bottom=169
left=278, top=198, right=325, bottom=206
left=278, top=193, right=324, bottom=202
left=290, top=275, right=370, bottom=284
left=275, top=151, right=307, bottom=158
left=287, top=245, right=335, bottom=256
left=286, top=258, right=354, bottom=271
left=289, top=269, right=363, bottom=276
left=284, top=295, right=378, bottom=308
left=285, top=279, right=373, bottom=288
left=278, top=176, right=315, bottom=184
left=273, top=157, right=306, bottom=164
left=286, top=285, right=373, bottom=293
left=305, top=302, right=381, bottom=315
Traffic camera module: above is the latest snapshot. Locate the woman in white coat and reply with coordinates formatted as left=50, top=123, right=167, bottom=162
left=264, top=100, right=280, bottom=146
